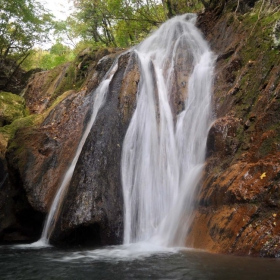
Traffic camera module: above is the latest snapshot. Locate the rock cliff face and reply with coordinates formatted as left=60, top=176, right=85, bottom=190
left=50, top=52, right=140, bottom=246
left=0, top=45, right=142, bottom=245
left=0, top=48, right=127, bottom=243
left=186, top=0, right=280, bottom=257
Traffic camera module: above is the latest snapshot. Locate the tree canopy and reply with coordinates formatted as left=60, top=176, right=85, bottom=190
left=71, top=0, right=203, bottom=47
left=0, top=0, right=206, bottom=92
left=0, top=0, right=53, bottom=59
left=0, top=0, right=54, bottom=90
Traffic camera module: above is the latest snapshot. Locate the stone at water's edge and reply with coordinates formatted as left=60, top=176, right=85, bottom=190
left=0, top=91, right=44, bottom=243
left=50, top=52, right=140, bottom=246
left=186, top=3, right=280, bottom=257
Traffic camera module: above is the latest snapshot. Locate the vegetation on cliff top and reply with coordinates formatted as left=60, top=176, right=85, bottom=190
left=0, top=0, right=206, bottom=93
left=0, top=0, right=54, bottom=90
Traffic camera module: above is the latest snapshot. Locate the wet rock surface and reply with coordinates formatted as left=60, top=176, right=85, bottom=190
left=7, top=90, right=90, bottom=213
left=186, top=1, right=280, bottom=257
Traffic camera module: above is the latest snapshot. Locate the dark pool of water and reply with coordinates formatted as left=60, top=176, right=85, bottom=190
left=0, top=244, right=280, bottom=280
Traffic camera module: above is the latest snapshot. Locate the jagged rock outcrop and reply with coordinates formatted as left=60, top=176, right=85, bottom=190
left=186, top=0, right=280, bottom=257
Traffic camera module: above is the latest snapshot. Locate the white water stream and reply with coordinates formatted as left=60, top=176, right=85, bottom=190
left=121, top=14, right=215, bottom=246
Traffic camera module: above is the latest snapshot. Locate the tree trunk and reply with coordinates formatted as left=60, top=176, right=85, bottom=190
left=4, top=52, right=30, bottom=89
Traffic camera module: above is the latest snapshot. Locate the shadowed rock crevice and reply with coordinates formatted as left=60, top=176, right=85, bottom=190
left=54, top=223, right=102, bottom=247
left=0, top=164, right=45, bottom=244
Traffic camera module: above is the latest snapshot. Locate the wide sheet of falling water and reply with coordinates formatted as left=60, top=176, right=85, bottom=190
left=121, top=13, right=215, bottom=246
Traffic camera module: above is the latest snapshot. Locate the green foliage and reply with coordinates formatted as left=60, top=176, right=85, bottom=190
left=50, top=42, right=69, bottom=55
left=72, top=0, right=203, bottom=47
left=0, top=0, right=54, bottom=91
left=1, top=0, right=205, bottom=77
left=22, top=42, right=75, bottom=71
left=53, top=17, right=82, bottom=49
left=0, top=0, right=53, bottom=58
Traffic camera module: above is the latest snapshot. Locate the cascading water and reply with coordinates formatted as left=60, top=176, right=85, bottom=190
left=121, top=14, right=215, bottom=246
left=29, top=13, right=214, bottom=249
left=32, top=61, right=119, bottom=246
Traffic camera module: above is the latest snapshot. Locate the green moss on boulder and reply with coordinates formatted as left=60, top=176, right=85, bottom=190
left=0, top=114, right=41, bottom=142
left=0, top=91, right=28, bottom=127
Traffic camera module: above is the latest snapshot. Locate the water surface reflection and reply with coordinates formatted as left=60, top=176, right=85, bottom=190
left=0, top=245, right=279, bottom=279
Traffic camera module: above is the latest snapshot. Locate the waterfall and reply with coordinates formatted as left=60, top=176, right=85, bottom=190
left=30, top=13, right=214, bottom=248
left=34, top=61, right=119, bottom=246
left=121, top=14, right=215, bottom=246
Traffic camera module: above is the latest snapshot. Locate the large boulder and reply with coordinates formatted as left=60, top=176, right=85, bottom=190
left=50, top=51, right=140, bottom=246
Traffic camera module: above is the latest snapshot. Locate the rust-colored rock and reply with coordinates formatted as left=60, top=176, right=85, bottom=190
left=7, top=90, right=89, bottom=213
left=187, top=2, right=280, bottom=257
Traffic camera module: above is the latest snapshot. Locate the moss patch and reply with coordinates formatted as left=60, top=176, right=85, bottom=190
left=0, top=91, right=28, bottom=126
left=51, top=64, right=77, bottom=102
left=0, top=114, right=42, bottom=142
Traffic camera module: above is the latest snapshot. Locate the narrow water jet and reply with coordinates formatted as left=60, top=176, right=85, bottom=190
left=121, top=14, right=215, bottom=246
left=34, top=62, right=119, bottom=246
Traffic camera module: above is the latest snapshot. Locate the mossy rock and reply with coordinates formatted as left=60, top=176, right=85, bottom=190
left=0, top=91, right=28, bottom=127
left=0, top=114, right=42, bottom=143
